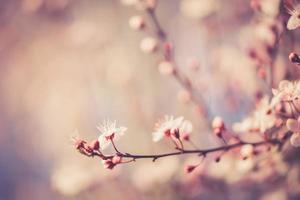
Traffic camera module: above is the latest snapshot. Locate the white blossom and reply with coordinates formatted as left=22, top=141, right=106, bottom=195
left=97, top=120, right=127, bottom=150
left=152, top=116, right=184, bottom=142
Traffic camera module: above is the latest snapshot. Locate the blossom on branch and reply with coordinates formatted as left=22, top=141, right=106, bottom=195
left=152, top=115, right=183, bottom=142
left=233, top=96, right=276, bottom=133
left=271, top=80, right=300, bottom=103
left=286, top=4, right=300, bottom=30
left=97, top=120, right=127, bottom=150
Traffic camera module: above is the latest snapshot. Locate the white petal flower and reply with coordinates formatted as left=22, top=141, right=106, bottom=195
left=233, top=96, right=275, bottom=133
left=179, top=120, right=193, bottom=140
left=152, top=116, right=184, bottom=142
left=271, top=80, right=300, bottom=106
left=180, top=120, right=193, bottom=134
left=290, top=132, right=300, bottom=147
left=286, top=5, right=300, bottom=30
left=97, top=120, right=127, bottom=150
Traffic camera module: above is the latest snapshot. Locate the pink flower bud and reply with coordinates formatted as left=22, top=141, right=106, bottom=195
left=213, top=128, right=222, bottom=137
left=140, top=37, right=158, bottom=53
left=212, top=116, right=225, bottom=129
left=88, top=140, right=100, bottom=151
left=182, top=132, right=190, bottom=141
left=289, top=52, right=300, bottom=64
left=164, top=42, right=173, bottom=54
left=129, top=15, right=145, bottom=30
left=74, top=139, right=86, bottom=150
left=171, top=128, right=180, bottom=139
left=158, top=61, right=174, bottom=75
left=185, top=165, right=197, bottom=173
left=164, top=129, right=171, bottom=137
left=257, top=68, right=266, bottom=79
left=112, top=155, right=122, bottom=164
left=102, top=159, right=115, bottom=170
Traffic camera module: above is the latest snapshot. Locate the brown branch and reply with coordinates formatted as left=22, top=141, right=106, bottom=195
left=91, top=138, right=282, bottom=162
left=145, top=7, right=209, bottom=117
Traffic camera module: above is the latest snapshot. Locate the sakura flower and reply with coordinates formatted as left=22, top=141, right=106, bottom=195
left=97, top=120, right=127, bottom=150
left=233, top=96, right=276, bottom=133
left=152, top=115, right=184, bottom=142
left=179, top=120, right=193, bottom=140
left=286, top=117, right=300, bottom=147
left=271, top=80, right=300, bottom=106
left=286, top=4, right=300, bottom=30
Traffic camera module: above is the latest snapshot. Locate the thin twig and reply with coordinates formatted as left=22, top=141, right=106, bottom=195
left=92, top=139, right=281, bottom=162
left=145, top=7, right=210, bottom=118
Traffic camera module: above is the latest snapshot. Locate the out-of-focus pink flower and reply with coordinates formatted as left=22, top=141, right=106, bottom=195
left=212, top=116, right=224, bottom=129
left=240, top=144, right=254, bottom=158
left=271, top=80, right=300, bottom=106
left=152, top=115, right=184, bottom=142
left=286, top=117, right=300, bottom=147
left=158, top=61, right=174, bottom=75
left=140, top=37, right=158, bottom=53
left=180, top=120, right=193, bottom=141
left=129, top=15, right=145, bottom=30
left=233, top=96, right=276, bottom=133
left=97, top=120, right=127, bottom=150
left=290, top=132, right=300, bottom=147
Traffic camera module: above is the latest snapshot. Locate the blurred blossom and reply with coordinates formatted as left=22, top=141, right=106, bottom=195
left=233, top=96, right=276, bottom=133
left=140, top=37, right=158, bottom=53
left=129, top=15, right=145, bottom=30
left=152, top=115, right=184, bottom=142
left=1, top=0, right=300, bottom=199
left=120, top=0, right=138, bottom=6
left=158, top=61, right=174, bottom=75
left=97, top=120, right=127, bottom=150
left=260, top=0, right=280, bottom=16
left=51, top=160, right=119, bottom=196
left=180, top=0, right=220, bottom=19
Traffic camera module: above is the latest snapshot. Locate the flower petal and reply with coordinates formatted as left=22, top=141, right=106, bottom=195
left=286, top=118, right=299, bottom=132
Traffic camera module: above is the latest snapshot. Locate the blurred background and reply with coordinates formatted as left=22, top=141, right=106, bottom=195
left=0, top=0, right=299, bottom=199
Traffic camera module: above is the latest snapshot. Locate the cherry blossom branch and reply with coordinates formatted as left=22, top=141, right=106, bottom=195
left=78, top=137, right=284, bottom=164
left=145, top=7, right=209, bottom=116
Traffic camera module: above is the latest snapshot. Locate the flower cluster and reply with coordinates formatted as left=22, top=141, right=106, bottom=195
left=152, top=115, right=193, bottom=142
left=73, top=0, right=300, bottom=177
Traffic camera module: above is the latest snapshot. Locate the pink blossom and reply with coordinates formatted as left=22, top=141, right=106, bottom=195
left=152, top=115, right=184, bottom=142
left=97, top=120, right=127, bottom=150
